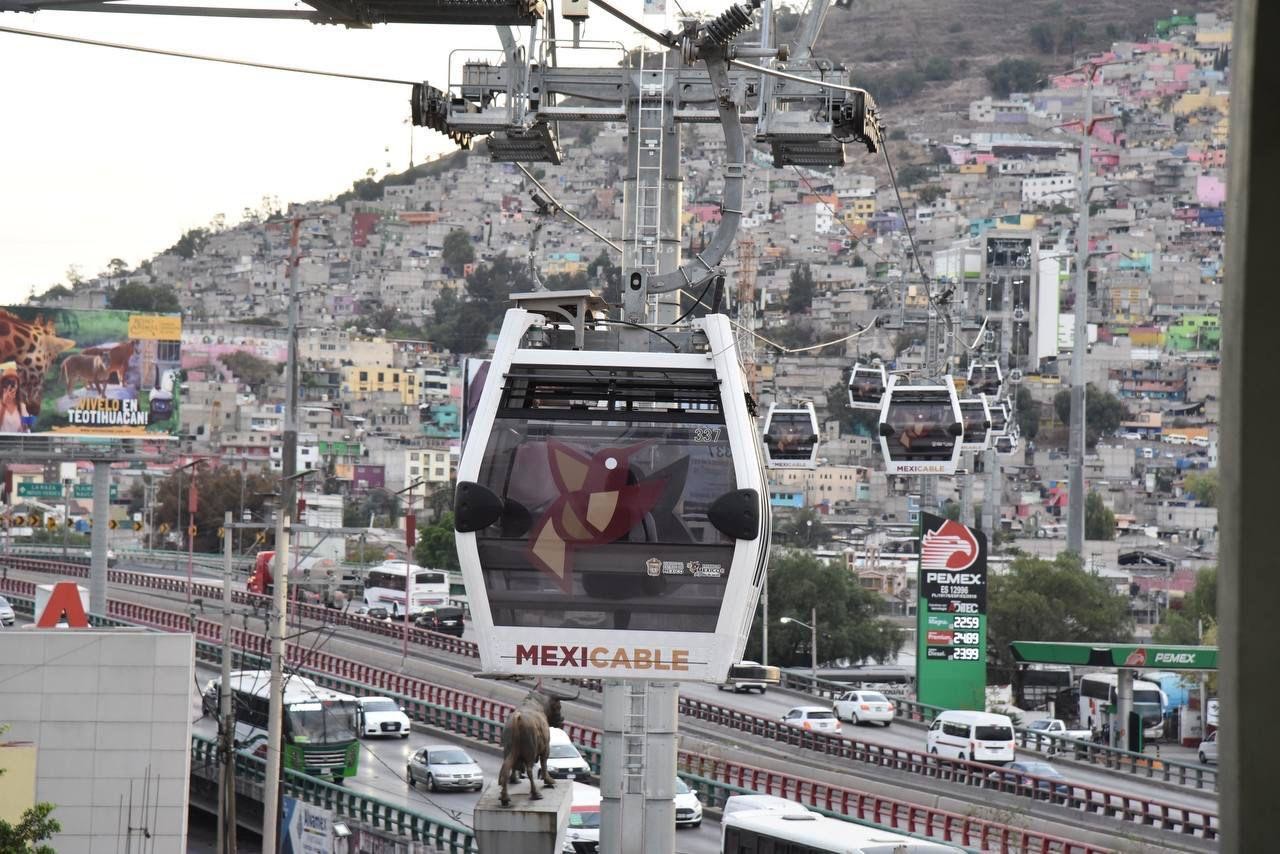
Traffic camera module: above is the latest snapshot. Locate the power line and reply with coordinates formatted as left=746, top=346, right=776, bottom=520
left=0, top=24, right=418, bottom=85
left=514, top=163, right=622, bottom=253
left=789, top=164, right=889, bottom=265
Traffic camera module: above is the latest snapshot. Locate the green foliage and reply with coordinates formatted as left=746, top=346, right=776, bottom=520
left=0, top=797, right=58, bottom=854
left=1053, top=384, right=1129, bottom=446
left=429, top=254, right=536, bottom=354
left=743, top=550, right=904, bottom=668
left=34, top=284, right=72, bottom=302
left=916, top=184, right=947, bottom=205
left=220, top=350, right=281, bottom=392
left=152, top=466, right=277, bottom=553
left=986, top=552, right=1133, bottom=697
left=922, top=57, right=953, bottom=82
left=895, top=164, right=932, bottom=188
left=785, top=263, right=816, bottom=314
left=1183, top=470, right=1219, bottom=507
left=985, top=58, right=1042, bottom=98
left=170, top=227, right=210, bottom=260
left=1085, top=491, right=1115, bottom=541
left=442, top=228, right=475, bottom=273
left=772, top=507, right=829, bottom=549
left=769, top=323, right=818, bottom=350
left=356, top=303, right=427, bottom=339
left=109, top=282, right=181, bottom=313
left=941, top=502, right=961, bottom=521
left=1154, top=567, right=1217, bottom=645
left=415, top=510, right=461, bottom=572
left=343, top=490, right=403, bottom=528
left=1015, top=386, right=1040, bottom=440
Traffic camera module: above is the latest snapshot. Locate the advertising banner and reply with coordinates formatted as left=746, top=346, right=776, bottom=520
left=916, top=513, right=989, bottom=710
left=281, top=796, right=331, bottom=854
left=0, top=307, right=180, bottom=438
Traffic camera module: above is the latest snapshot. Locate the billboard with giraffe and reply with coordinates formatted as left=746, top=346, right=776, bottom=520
left=0, top=307, right=181, bottom=438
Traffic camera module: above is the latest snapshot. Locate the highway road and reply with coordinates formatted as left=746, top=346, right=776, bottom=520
left=190, top=666, right=725, bottom=854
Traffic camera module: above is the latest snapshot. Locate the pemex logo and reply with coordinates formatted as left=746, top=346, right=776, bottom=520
left=920, top=519, right=980, bottom=572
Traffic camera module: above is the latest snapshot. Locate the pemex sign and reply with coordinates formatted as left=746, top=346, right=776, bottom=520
left=1010, top=641, right=1218, bottom=671
left=916, top=513, right=989, bottom=710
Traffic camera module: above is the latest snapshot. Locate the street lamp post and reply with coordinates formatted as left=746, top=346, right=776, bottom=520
left=395, top=478, right=428, bottom=659
left=780, top=608, right=819, bottom=683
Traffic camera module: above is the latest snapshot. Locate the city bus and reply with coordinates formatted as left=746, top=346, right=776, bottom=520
left=221, top=670, right=361, bottom=782
left=722, top=799, right=963, bottom=853
left=1078, top=672, right=1168, bottom=740
left=362, top=561, right=450, bottom=619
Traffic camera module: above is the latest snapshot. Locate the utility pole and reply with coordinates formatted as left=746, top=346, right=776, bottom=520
left=760, top=566, right=769, bottom=667
left=262, top=505, right=290, bottom=854
left=218, top=510, right=237, bottom=854
left=282, top=219, right=302, bottom=512
left=810, top=606, right=818, bottom=683
left=61, top=476, right=71, bottom=560
left=1067, top=63, right=1098, bottom=555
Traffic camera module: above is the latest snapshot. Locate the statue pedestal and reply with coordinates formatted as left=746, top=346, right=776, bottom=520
left=474, top=778, right=571, bottom=854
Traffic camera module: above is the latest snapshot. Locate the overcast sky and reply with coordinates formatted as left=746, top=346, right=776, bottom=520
left=0, top=0, right=715, bottom=303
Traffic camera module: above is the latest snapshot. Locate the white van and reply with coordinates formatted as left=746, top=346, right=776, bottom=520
left=546, top=727, right=591, bottom=781
left=926, top=710, right=1016, bottom=765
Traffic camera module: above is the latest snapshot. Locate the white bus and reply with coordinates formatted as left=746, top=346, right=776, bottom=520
left=362, top=561, right=450, bottom=619
left=722, top=800, right=963, bottom=854
left=1078, top=673, right=1168, bottom=740
left=218, top=670, right=361, bottom=782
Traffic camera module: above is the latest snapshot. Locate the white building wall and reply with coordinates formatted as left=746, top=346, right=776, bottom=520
left=0, top=631, right=194, bottom=854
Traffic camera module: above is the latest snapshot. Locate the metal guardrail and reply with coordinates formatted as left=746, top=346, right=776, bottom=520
left=190, top=735, right=476, bottom=852
left=777, top=668, right=1219, bottom=792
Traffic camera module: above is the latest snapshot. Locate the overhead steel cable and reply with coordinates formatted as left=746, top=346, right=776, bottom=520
left=0, top=24, right=418, bottom=85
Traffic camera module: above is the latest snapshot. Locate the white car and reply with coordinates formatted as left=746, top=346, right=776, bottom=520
left=562, top=782, right=601, bottom=853
left=832, top=690, right=895, bottom=726
left=0, top=595, right=15, bottom=626
left=781, top=706, right=842, bottom=735
left=546, top=727, right=591, bottom=780
left=1198, top=730, right=1218, bottom=764
left=674, top=778, right=703, bottom=828
left=356, top=696, right=412, bottom=738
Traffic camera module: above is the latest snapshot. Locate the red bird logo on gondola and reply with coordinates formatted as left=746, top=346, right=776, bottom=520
left=526, top=439, right=667, bottom=591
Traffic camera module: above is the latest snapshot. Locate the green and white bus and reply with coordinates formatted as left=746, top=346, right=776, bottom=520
left=222, top=670, right=361, bottom=782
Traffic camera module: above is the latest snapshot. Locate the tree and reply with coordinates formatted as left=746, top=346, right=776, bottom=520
left=785, top=263, right=816, bottom=314
left=0, top=726, right=60, bottom=854
left=1183, top=470, right=1219, bottom=507
left=153, top=466, right=277, bottom=553
left=773, top=508, right=829, bottom=549
left=1014, top=386, right=1040, bottom=440
left=742, top=550, right=904, bottom=668
left=895, top=164, right=932, bottom=188
left=220, top=350, right=280, bottom=392
left=108, top=282, right=181, bottom=313
left=1154, top=567, right=1217, bottom=645
left=1085, top=491, right=1116, bottom=541
left=34, top=284, right=72, bottom=302
left=986, top=552, right=1133, bottom=702
left=922, top=56, right=953, bottom=81
left=170, top=227, right=210, bottom=259
left=985, top=58, right=1042, bottom=98
left=415, top=510, right=461, bottom=572
left=917, top=185, right=946, bottom=205
left=442, top=228, right=476, bottom=274
left=1054, top=384, right=1129, bottom=446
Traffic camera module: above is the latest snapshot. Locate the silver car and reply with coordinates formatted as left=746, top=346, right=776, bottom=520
left=0, top=595, right=14, bottom=626
left=1198, top=730, right=1218, bottom=764
left=407, top=745, right=484, bottom=792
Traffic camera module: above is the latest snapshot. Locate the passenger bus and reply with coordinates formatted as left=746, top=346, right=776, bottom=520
left=1078, top=672, right=1168, bottom=740
left=722, top=798, right=963, bottom=853
left=221, top=670, right=360, bottom=782
left=362, top=561, right=450, bottom=619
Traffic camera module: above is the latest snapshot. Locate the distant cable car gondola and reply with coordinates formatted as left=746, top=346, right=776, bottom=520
left=876, top=376, right=963, bottom=475
left=986, top=397, right=1011, bottom=437
left=967, top=362, right=1003, bottom=398
left=994, top=432, right=1018, bottom=455
left=762, top=403, right=819, bottom=469
left=453, top=306, right=770, bottom=682
left=958, top=397, right=992, bottom=452
left=848, top=364, right=887, bottom=410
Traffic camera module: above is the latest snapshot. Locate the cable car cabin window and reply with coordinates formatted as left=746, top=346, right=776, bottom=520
left=473, top=365, right=738, bottom=633
left=959, top=399, right=989, bottom=449
left=881, top=396, right=958, bottom=463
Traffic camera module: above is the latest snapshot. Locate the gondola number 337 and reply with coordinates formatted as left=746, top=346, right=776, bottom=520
left=692, top=427, right=722, bottom=443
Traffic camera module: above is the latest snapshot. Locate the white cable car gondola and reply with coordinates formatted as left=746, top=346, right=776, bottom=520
left=876, top=376, right=963, bottom=475
left=453, top=306, right=770, bottom=682
left=761, top=403, right=819, bottom=469
left=847, top=363, right=887, bottom=410
left=967, top=362, right=1003, bottom=398
left=986, top=397, right=1011, bottom=436
left=958, top=396, right=992, bottom=452
left=994, top=432, right=1019, bottom=455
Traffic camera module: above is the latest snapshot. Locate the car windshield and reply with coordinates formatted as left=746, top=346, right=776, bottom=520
left=861, top=693, right=888, bottom=703
left=1028, top=720, right=1051, bottom=730
left=287, top=701, right=357, bottom=743
left=548, top=744, right=581, bottom=759
left=361, top=699, right=399, bottom=713
left=0, top=596, right=10, bottom=608
left=1016, top=762, right=1057, bottom=776
left=429, top=749, right=473, bottom=765
left=975, top=725, right=1014, bottom=741
left=569, top=808, right=601, bottom=829
left=805, top=710, right=836, bottom=720
left=674, top=779, right=691, bottom=795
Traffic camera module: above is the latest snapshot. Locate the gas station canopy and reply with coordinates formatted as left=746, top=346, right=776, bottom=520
left=1010, top=641, right=1218, bottom=671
